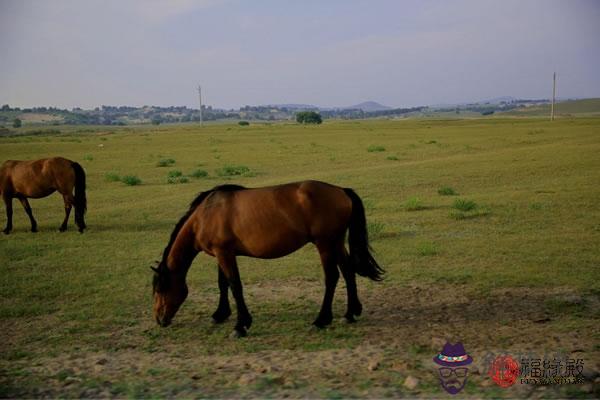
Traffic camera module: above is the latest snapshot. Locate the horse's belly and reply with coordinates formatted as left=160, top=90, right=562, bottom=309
left=237, top=230, right=309, bottom=259
left=14, top=183, right=55, bottom=198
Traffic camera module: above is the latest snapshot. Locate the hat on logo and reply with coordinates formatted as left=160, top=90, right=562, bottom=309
left=433, top=342, right=473, bottom=367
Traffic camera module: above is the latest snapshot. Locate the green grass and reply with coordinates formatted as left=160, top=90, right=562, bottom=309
left=1, top=117, right=599, bottom=398
left=367, top=145, right=386, bottom=152
left=167, top=170, right=183, bottom=178
left=404, top=197, right=425, bottom=211
left=104, top=172, right=121, bottom=182
left=121, top=175, right=142, bottom=186
left=437, top=186, right=457, bottom=196
left=452, top=198, right=477, bottom=212
left=215, top=165, right=251, bottom=176
left=189, top=168, right=208, bottom=178
left=156, top=158, right=176, bottom=167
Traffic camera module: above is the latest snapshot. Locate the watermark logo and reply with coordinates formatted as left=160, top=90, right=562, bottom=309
left=433, top=342, right=473, bottom=395
left=482, top=352, right=586, bottom=387
left=488, top=355, right=520, bottom=388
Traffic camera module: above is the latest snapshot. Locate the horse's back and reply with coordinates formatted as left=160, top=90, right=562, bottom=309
left=197, top=181, right=352, bottom=258
left=1, top=157, right=75, bottom=198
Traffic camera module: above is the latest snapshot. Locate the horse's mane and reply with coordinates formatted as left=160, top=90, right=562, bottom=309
left=159, top=184, right=246, bottom=267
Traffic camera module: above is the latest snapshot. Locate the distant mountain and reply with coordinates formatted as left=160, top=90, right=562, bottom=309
left=268, top=101, right=392, bottom=112
left=343, top=101, right=392, bottom=112
left=478, top=96, right=517, bottom=105
left=266, top=104, right=319, bottom=110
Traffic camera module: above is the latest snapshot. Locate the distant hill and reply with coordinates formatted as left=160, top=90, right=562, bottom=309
left=501, top=98, right=600, bottom=117
left=268, top=101, right=392, bottom=112
left=267, top=104, right=320, bottom=110
left=344, top=101, right=391, bottom=112
left=478, top=96, right=516, bottom=104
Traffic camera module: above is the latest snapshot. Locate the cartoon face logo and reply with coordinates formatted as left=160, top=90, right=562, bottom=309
left=433, top=342, right=473, bottom=395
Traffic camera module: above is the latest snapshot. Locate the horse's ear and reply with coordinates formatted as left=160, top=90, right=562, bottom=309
left=150, top=266, right=159, bottom=273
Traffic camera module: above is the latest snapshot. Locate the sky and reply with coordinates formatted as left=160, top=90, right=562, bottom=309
left=1, top=0, right=599, bottom=110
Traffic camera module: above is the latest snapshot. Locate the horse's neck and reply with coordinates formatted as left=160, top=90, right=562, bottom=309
left=166, top=221, right=199, bottom=275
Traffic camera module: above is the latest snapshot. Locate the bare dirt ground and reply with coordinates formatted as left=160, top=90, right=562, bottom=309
left=2, top=283, right=598, bottom=398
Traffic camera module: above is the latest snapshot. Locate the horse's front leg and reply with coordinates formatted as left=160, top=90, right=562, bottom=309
left=17, top=197, right=37, bottom=232
left=2, top=195, right=13, bottom=234
left=216, top=252, right=252, bottom=337
left=212, top=266, right=232, bottom=323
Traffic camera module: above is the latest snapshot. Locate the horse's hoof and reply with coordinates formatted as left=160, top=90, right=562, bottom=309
left=2, top=229, right=10, bottom=235
left=312, top=320, right=331, bottom=329
left=344, top=314, right=357, bottom=324
left=230, top=328, right=247, bottom=339
left=212, top=310, right=231, bottom=324
left=312, top=314, right=333, bottom=328
left=31, top=227, right=38, bottom=233
left=59, top=227, right=66, bottom=232
left=354, top=303, right=363, bottom=317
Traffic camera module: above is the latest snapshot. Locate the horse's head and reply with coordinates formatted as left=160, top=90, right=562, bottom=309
left=151, top=262, right=188, bottom=327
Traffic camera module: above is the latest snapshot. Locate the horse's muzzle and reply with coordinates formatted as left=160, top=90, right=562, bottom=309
left=156, top=315, right=171, bottom=327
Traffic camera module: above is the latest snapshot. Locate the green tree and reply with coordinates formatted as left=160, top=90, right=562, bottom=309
left=13, top=118, right=22, bottom=128
left=296, top=111, right=322, bottom=124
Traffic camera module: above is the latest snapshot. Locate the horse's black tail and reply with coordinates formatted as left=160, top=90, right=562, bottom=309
left=343, top=188, right=385, bottom=281
left=71, top=161, right=87, bottom=232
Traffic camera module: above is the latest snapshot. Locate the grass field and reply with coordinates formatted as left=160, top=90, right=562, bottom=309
left=1, top=118, right=599, bottom=398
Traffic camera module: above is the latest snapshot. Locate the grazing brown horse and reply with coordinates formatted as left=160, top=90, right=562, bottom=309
left=0, top=157, right=87, bottom=234
left=152, top=180, right=384, bottom=337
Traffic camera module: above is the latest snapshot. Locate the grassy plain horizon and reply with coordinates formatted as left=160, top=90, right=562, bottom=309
left=1, top=117, right=599, bottom=398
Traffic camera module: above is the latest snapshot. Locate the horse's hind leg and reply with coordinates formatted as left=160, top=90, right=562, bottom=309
left=59, top=193, right=74, bottom=232
left=337, top=244, right=362, bottom=323
left=313, top=242, right=340, bottom=328
left=2, top=195, right=13, bottom=234
left=212, top=266, right=232, bottom=323
left=216, top=252, right=252, bottom=337
left=17, top=197, right=37, bottom=232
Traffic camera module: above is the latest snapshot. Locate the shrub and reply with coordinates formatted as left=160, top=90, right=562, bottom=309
left=530, top=202, right=543, bottom=210
left=453, top=199, right=477, bottom=212
left=190, top=169, right=208, bottom=178
left=404, top=197, right=425, bottom=211
left=238, top=121, right=250, bottom=126
left=386, top=155, right=399, bottom=160
left=367, top=221, right=385, bottom=239
left=367, top=145, right=386, bottom=152
left=167, top=170, right=183, bottom=178
left=216, top=165, right=250, bottom=177
left=156, top=158, right=175, bottom=167
left=121, top=175, right=142, bottom=186
left=438, top=186, right=457, bottom=196
left=167, top=176, right=189, bottom=184
left=83, top=154, right=94, bottom=161
left=417, top=242, right=438, bottom=256
left=105, top=172, right=121, bottom=182
left=296, top=111, right=322, bottom=124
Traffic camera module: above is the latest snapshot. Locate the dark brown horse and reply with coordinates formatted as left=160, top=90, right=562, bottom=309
left=0, top=157, right=87, bottom=234
left=152, top=180, right=383, bottom=337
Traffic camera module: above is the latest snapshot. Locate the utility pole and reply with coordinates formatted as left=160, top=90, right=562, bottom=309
left=551, top=72, right=556, bottom=121
left=197, top=85, right=203, bottom=126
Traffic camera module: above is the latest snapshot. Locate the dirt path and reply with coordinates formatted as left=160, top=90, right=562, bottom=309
left=2, top=284, right=599, bottom=398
